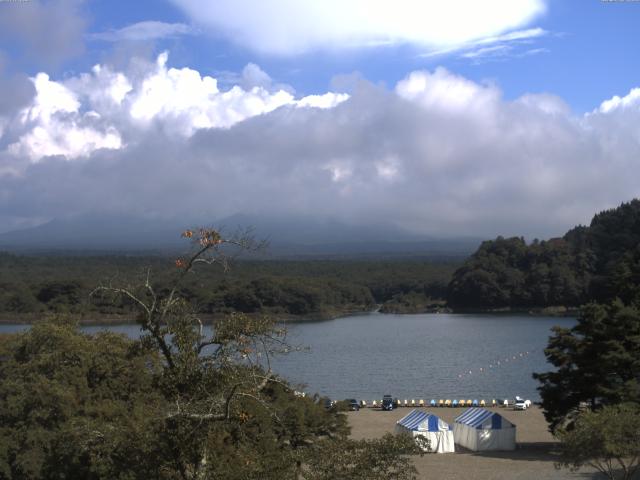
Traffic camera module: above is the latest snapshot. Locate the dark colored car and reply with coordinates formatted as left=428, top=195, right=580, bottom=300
left=382, top=395, right=395, bottom=411
left=347, top=399, right=360, bottom=411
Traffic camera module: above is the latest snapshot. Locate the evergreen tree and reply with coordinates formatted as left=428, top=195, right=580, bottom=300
left=534, top=301, right=640, bottom=432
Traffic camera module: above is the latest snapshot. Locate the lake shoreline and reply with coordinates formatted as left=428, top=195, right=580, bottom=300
left=0, top=304, right=579, bottom=325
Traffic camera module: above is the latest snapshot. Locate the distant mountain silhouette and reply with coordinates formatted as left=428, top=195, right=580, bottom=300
left=0, top=213, right=481, bottom=258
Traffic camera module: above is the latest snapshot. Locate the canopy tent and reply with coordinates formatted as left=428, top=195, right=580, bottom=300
left=453, top=408, right=516, bottom=451
left=395, top=409, right=455, bottom=453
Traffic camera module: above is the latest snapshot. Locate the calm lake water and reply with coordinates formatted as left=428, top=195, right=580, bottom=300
left=0, top=313, right=574, bottom=403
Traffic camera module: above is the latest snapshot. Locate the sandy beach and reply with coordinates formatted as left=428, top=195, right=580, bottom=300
left=347, top=406, right=600, bottom=479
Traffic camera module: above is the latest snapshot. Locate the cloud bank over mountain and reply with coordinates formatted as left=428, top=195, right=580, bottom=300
left=1, top=52, right=639, bottom=239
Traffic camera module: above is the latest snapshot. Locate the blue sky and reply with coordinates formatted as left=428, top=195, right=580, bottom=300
left=0, top=0, right=639, bottom=239
left=72, top=0, right=640, bottom=113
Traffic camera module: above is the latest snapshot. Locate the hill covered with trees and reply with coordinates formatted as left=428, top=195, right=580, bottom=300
left=447, top=200, right=640, bottom=310
left=0, top=255, right=457, bottom=321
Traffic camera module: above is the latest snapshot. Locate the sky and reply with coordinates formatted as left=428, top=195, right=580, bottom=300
left=0, top=0, right=639, bottom=239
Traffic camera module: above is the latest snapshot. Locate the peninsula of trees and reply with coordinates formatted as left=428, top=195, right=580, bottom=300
left=448, top=199, right=640, bottom=311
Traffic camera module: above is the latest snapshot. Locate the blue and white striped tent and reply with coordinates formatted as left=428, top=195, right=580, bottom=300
left=395, top=409, right=455, bottom=453
left=453, top=408, right=516, bottom=451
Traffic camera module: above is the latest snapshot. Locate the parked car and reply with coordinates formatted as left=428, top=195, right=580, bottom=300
left=514, top=399, right=527, bottom=410
left=323, top=398, right=335, bottom=410
left=347, top=399, right=360, bottom=411
left=382, top=395, right=395, bottom=411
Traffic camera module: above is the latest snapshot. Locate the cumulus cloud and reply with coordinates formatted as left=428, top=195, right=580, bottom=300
left=597, top=87, right=640, bottom=114
left=7, top=72, right=123, bottom=161
left=2, top=52, right=349, bottom=160
left=89, top=21, right=195, bottom=42
left=1, top=54, right=640, bottom=240
left=169, top=0, right=546, bottom=55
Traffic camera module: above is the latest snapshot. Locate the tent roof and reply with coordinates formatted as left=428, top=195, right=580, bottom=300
left=397, top=409, right=451, bottom=431
left=454, top=408, right=513, bottom=429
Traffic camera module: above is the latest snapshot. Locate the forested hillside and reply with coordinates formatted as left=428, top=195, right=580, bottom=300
left=448, top=200, right=640, bottom=309
left=0, top=255, right=457, bottom=320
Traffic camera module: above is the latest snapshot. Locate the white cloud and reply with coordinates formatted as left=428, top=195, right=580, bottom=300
left=475, top=27, right=547, bottom=46
left=422, top=27, right=548, bottom=60
left=128, top=52, right=297, bottom=135
left=8, top=73, right=122, bottom=161
left=20, top=73, right=80, bottom=123
left=90, top=21, right=195, bottom=42
left=3, top=54, right=640, bottom=240
left=395, top=68, right=500, bottom=117
left=297, top=93, right=350, bottom=109
left=170, top=0, right=546, bottom=55
left=4, top=53, right=350, bottom=161
left=597, top=87, right=640, bottom=114
left=8, top=123, right=122, bottom=161
left=128, top=52, right=348, bottom=136
left=461, top=45, right=512, bottom=59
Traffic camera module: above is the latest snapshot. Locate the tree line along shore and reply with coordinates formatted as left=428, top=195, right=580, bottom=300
left=2, top=201, right=640, bottom=323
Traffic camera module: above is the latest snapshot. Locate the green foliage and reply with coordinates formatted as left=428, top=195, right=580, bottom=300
left=0, top=320, right=165, bottom=479
left=448, top=236, right=588, bottom=309
left=0, top=231, right=424, bottom=479
left=302, top=433, right=424, bottom=480
left=534, top=301, right=640, bottom=432
left=448, top=199, right=640, bottom=310
left=0, top=254, right=458, bottom=319
left=556, top=403, right=640, bottom=480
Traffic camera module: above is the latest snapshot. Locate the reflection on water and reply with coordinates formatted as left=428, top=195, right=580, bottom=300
left=1, top=312, right=573, bottom=402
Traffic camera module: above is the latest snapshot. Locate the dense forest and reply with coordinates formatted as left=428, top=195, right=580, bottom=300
left=448, top=200, right=640, bottom=310
left=3, top=200, right=640, bottom=320
left=0, top=255, right=457, bottom=321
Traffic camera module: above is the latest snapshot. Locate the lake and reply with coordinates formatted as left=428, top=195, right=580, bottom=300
left=0, top=312, right=574, bottom=403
